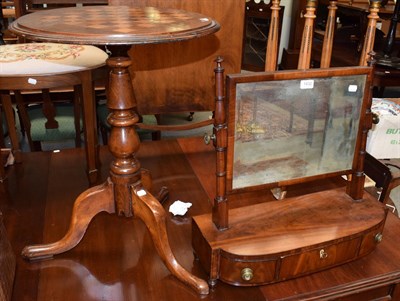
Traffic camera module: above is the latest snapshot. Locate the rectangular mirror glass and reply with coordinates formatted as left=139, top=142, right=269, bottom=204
left=229, top=72, right=368, bottom=190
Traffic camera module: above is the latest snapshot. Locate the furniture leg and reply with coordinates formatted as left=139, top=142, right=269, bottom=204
left=80, top=70, right=100, bottom=185
left=131, top=185, right=209, bottom=295
left=106, top=54, right=207, bottom=293
left=22, top=179, right=115, bottom=260
left=1, top=93, right=21, bottom=163
left=0, top=155, right=4, bottom=181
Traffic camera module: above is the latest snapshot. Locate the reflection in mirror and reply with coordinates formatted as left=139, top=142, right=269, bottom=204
left=232, top=75, right=367, bottom=190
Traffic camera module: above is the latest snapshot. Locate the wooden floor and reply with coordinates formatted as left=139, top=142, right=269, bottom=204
left=1, top=137, right=400, bottom=301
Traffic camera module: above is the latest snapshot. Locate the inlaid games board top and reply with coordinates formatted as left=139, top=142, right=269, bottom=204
left=9, top=5, right=220, bottom=45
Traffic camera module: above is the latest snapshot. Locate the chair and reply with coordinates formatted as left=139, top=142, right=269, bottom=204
left=364, top=152, right=400, bottom=206
left=372, top=0, right=400, bottom=97
left=0, top=43, right=108, bottom=166
left=0, top=1, right=17, bottom=44
left=312, top=1, right=386, bottom=68
left=0, top=108, right=7, bottom=180
left=310, top=0, right=400, bottom=208
left=14, top=88, right=82, bottom=151
left=241, top=0, right=285, bottom=72
left=0, top=0, right=109, bottom=183
left=0, top=107, right=6, bottom=147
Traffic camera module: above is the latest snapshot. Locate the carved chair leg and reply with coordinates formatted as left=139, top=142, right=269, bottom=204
left=1, top=92, right=22, bottom=162
left=132, top=186, right=209, bottom=295
left=14, top=91, right=35, bottom=152
left=22, top=179, right=115, bottom=260
left=0, top=107, right=5, bottom=148
left=73, top=85, right=82, bottom=148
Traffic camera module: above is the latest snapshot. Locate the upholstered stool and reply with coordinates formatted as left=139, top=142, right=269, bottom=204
left=0, top=42, right=108, bottom=182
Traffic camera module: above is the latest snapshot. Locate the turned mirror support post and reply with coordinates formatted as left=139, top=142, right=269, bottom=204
left=212, top=57, right=228, bottom=230
left=347, top=52, right=376, bottom=199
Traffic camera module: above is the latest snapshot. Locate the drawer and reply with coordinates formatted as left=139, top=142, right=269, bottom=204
left=279, top=238, right=361, bottom=279
left=219, top=254, right=277, bottom=286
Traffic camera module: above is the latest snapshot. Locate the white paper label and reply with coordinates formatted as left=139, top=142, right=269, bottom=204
left=348, top=85, right=358, bottom=92
left=28, top=78, right=37, bottom=85
left=300, top=80, right=314, bottom=89
left=137, top=189, right=147, bottom=196
left=169, top=200, right=192, bottom=216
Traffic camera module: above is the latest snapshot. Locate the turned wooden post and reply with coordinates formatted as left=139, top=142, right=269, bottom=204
left=212, top=57, right=228, bottom=230
left=320, top=1, right=338, bottom=68
left=359, top=0, right=381, bottom=66
left=106, top=55, right=141, bottom=217
left=347, top=55, right=375, bottom=199
left=298, top=0, right=317, bottom=69
left=2, top=93, right=21, bottom=163
left=350, top=1, right=381, bottom=198
left=265, top=0, right=281, bottom=71
left=42, top=89, right=59, bottom=129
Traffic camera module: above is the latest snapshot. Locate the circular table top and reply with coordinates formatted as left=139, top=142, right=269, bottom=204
left=9, top=5, right=220, bottom=45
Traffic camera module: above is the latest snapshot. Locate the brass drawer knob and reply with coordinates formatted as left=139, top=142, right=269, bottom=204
left=375, top=233, right=383, bottom=243
left=241, top=268, right=253, bottom=281
left=203, top=133, right=216, bottom=145
left=319, top=249, right=328, bottom=259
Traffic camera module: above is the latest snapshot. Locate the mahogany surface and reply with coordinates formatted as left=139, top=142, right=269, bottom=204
left=109, top=0, right=245, bottom=115
left=0, top=139, right=400, bottom=300
left=193, top=188, right=387, bottom=286
left=8, top=5, right=220, bottom=294
left=9, top=6, right=220, bottom=45
left=192, top=11, right=382, bottom=286
left=0, top=211, right=15, bottom=301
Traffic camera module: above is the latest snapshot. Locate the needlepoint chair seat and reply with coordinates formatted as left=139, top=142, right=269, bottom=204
left=0, top=43, right=107, bottom=75
left=0, top=42, right=108, bottom=156
left=0, top=0, right=109, bottom=183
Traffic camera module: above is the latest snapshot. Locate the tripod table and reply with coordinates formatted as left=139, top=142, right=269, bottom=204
left=9, top=5, right=220, bottom=294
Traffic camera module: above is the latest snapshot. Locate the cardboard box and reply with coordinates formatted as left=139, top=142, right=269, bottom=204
left=366, top=98, right=400, bottom=159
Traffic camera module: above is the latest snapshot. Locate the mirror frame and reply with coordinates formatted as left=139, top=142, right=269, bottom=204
left=225, top=67, right=373, bottom=194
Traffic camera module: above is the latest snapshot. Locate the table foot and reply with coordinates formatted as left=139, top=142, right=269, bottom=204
left=132, top=185, right=209, bottom=295
left=22, top=179, right=115, bottom=260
